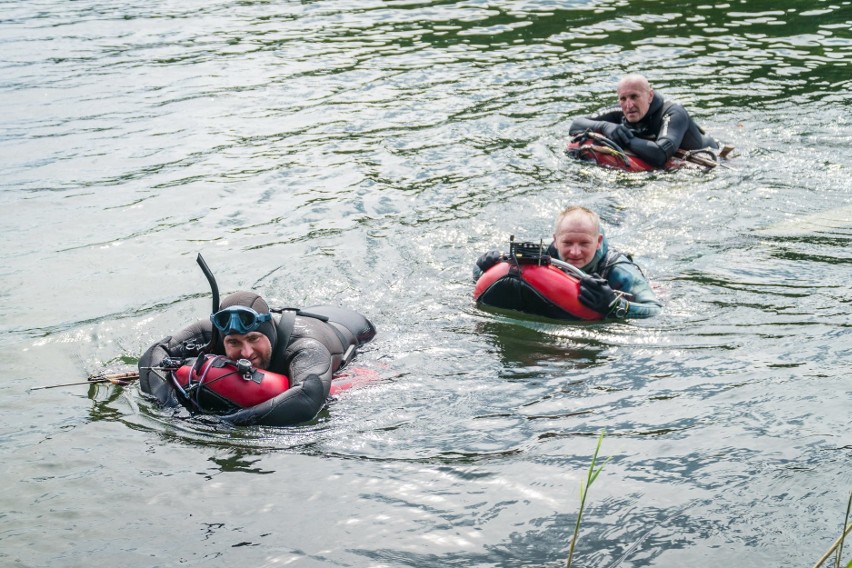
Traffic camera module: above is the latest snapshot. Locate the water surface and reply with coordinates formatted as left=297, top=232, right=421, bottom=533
left=1, top=1, right=850, bottom=566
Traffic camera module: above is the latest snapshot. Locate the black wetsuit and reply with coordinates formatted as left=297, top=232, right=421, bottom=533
left=569, top=93, right=717, bottom=168
left=138, top=306, right=376, bottom=426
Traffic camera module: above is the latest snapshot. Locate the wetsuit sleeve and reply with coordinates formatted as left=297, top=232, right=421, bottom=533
left=285, top=336, right=335, bottom=393
left=623, top=104, right=691, bottom=168
left=138, top=320, right=211, bottom=405
left=473, top=262, right=484, bottom=282
left=569, top=108, right=623, bottom=136
left=605, top=263, right=663, bottom=319
left=224, top=336, right=334, bottom=426
left=473, top=250, right=505, bottom=281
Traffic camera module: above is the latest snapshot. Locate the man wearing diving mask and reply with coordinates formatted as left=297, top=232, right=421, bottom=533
left=210, top=294, right=276, bottom=370
left=138, top=290, right=376, bottom=426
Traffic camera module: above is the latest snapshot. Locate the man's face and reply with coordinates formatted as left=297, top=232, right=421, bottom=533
left=617, top=79, right=654, bottom=123
left=223, top=331, right=273, bottom=370
left=553, top=213, right=603, bottom=268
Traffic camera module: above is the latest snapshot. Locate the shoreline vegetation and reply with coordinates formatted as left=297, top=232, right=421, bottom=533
left=566, top=430, right=610, bottom=568
left=566, top=434, right=850, bottom=567
left=812, top=491, right=852, bottom=568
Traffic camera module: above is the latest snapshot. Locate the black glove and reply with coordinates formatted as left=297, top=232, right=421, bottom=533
left=599, top=122, right=619, bottom=140
left=598, top=123, right=634, bottom=148
left=579, top=275, right=618, bottom=314
left=160, top=356, right=186, bottom=370
left=476, top=250, right=504, bottom=273
left=611, top=124, right=634, bottom=147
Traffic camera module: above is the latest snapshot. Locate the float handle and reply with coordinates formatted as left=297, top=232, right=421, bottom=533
left=550, top=258, right=588, bottom=279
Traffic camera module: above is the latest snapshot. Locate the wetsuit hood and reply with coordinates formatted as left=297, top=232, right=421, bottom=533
left=213, top=291, right=278, bottom=354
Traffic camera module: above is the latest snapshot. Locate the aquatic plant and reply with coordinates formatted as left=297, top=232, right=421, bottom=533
left=811, top=490, right=851, bottom=568
left=566, top=429, right=611, bottom=568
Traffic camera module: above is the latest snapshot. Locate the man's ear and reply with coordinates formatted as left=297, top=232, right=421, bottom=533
left=597, top=233, right=604, bottom=248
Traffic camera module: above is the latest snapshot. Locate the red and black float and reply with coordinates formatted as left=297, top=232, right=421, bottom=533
left=565, top=131, right=722, bottom=172
left=171, top=356, right=290, bottom=413
left=166, top=354, right=377, bottom=416
left=473, top=239, right=604, bottom=321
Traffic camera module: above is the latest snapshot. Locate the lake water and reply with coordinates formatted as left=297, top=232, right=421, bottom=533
left=1, top=1, right=850, bottom=566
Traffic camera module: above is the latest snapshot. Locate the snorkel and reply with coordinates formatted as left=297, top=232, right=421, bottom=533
left=196, top=253, right=220, bottom=315
left=195, top=253, right=220, bottom=361
left=163, top=253, right=222, bottom=415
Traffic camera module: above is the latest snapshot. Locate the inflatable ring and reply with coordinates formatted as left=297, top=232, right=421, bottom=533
left=474, top=261, right=604, bottom=321
left=172, top=355, right=290, bottom=414
left=170, top=355, right=379, bottom=417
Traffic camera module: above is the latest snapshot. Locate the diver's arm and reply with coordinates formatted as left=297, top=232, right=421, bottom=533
left=606, top=264, right=663, bottom=319
left=138, top=320, right=211, bottom=404
left=223, top=373, right=327, bottom=426
left=623, top=104, right=690, bottom=167
left=224, top=337, right=334, bottom=426
left=569, top=108, right=624, bottom=136
left=473, top=250, right=505, bottom=281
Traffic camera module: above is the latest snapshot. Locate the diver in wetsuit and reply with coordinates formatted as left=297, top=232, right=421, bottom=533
left=474, top=206, right=662, bottom=319
left=138, top=291, right=376, bottom=426
left=569, top=73, right=718, bottom=169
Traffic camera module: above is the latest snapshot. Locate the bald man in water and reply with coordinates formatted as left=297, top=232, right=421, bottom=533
left=569, top=73, right=718, bottom=168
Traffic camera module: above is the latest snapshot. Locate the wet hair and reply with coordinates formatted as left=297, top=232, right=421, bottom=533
left=553, top=206, right=601, bottom=235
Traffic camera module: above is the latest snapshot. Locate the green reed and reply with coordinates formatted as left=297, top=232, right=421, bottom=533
left=811, top=490, right=851, bottom=568
left=566, top=429, right=611, bottom=568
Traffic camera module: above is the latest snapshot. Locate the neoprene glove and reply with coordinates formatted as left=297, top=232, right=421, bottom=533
left=611, top=124, right=635, bottom=147
left=598, top=122, right=634, bottom=148
left=579, top=275, right=619, bottom=315
left=476, top=250, right=504, bottom=273
left=598, top=122, right=620, bottom=140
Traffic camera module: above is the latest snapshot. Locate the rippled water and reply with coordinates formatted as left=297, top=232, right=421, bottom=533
left=1, top=1, right=850, bottom=566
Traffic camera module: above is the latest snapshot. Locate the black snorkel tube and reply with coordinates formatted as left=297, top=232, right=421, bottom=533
left=161, top=254, right=224, bottom=416
left=196, top=253, right=220, bottom=315
left=195, top=253, right=220, bottom=369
